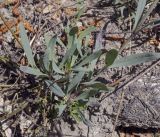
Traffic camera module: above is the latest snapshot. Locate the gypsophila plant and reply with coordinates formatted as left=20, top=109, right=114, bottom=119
left=19, top=3, right=160, bottom=126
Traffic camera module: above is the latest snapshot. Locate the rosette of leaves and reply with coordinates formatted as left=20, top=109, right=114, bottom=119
left=18, top=21, right=117, bottom=125
left=19, top=18, right=160, bottom=125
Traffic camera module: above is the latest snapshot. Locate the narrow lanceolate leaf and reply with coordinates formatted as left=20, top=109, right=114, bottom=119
left=67, top=71, right=85, bottom=93
left=74, top=50, right=103, bottom=68
left=20, top=66, right=47, bottom=76
left=75, top=90, right=98, bottom=101
left=57, top=37, right=66, bottom=49
left=43, top=36, right=57, bottom=71
left=52, top=61, right=64, bottom=74
left=43, top=34, right=51, bottom=71
left=105, top=49, right=118, bottom=67
left=19, top=23, right=36, bottom=67
left=45, top=80, right=65, bottom=97
left=143, top=19, right=160, bottom=30
left=78, top=26, right=96, bottom=40
left=83, top=81, right=114, bottom=91
left=43, top=52, right=50, bottom=71
left=44, top=33, right=51, bottom=46
left=75, top=7, right=85, bottom=20
left=136, top=0, right=159, bottom=31
left=71, top=55, right=78, bottom=67
left=48, top=36, right=57, bottom=61
left=87, top=83, right=111, bottom=91
left=57, top=104, right=67, bottom=116
left=110, top=52, right=160, bottom=68
left=67, top=26, right=78, bottom=49
left=133, top=0, right=147, bottom=31
left=76, top=39, right=83, bottom=57
left=60, top=42, right=77, bottom=68
left=72, top=66, right=92, bottom=72
left=85, top=35, right=90, bottom=47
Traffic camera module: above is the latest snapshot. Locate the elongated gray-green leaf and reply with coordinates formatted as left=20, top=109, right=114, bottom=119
left=71, top=55, right=78, bottom=67
left=57, top=37, right=66, bottom=49
left=72, top=66, right=92, bottom=72
left=74, top=50, right=103, bottom=68
left=136, top=0, right=159, bottom=31
left=67, top=26, right=78, bottom=49
left=110, top=52, right=160, bottom=68
left=20, top=66, right=47, bottom=76
left=57, top=104, right=67, bottom=116
left=44, top=33, right=51, bottom=46
left=43, top=36, right=57, bottom=71
left=67, top=71, right=85, bottom=93
left=43, top=52, right=50, bottom=71
left=75, top=7, right=85, bottom=20
left=78, top=26, right=96, bottom=40
left=85, top=35, right=90, bottom=47
left=45, top=80, right=65, bottom=97
left=75, top=90, right=98, bottom=101
left=52, top=61, right=64, bottom=74
left=76, top=39, right=83, bottom=57
left=43, top=34, right=51, bottom=71
left=19, top=23, right=36, bottom=67
left=133, top=0, right=146, bottom=31
left=60, top=42, right=77, bottom=68
left=144, top=19, right=160, bottom=30
left=48, top=36, right=57, bottom=61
